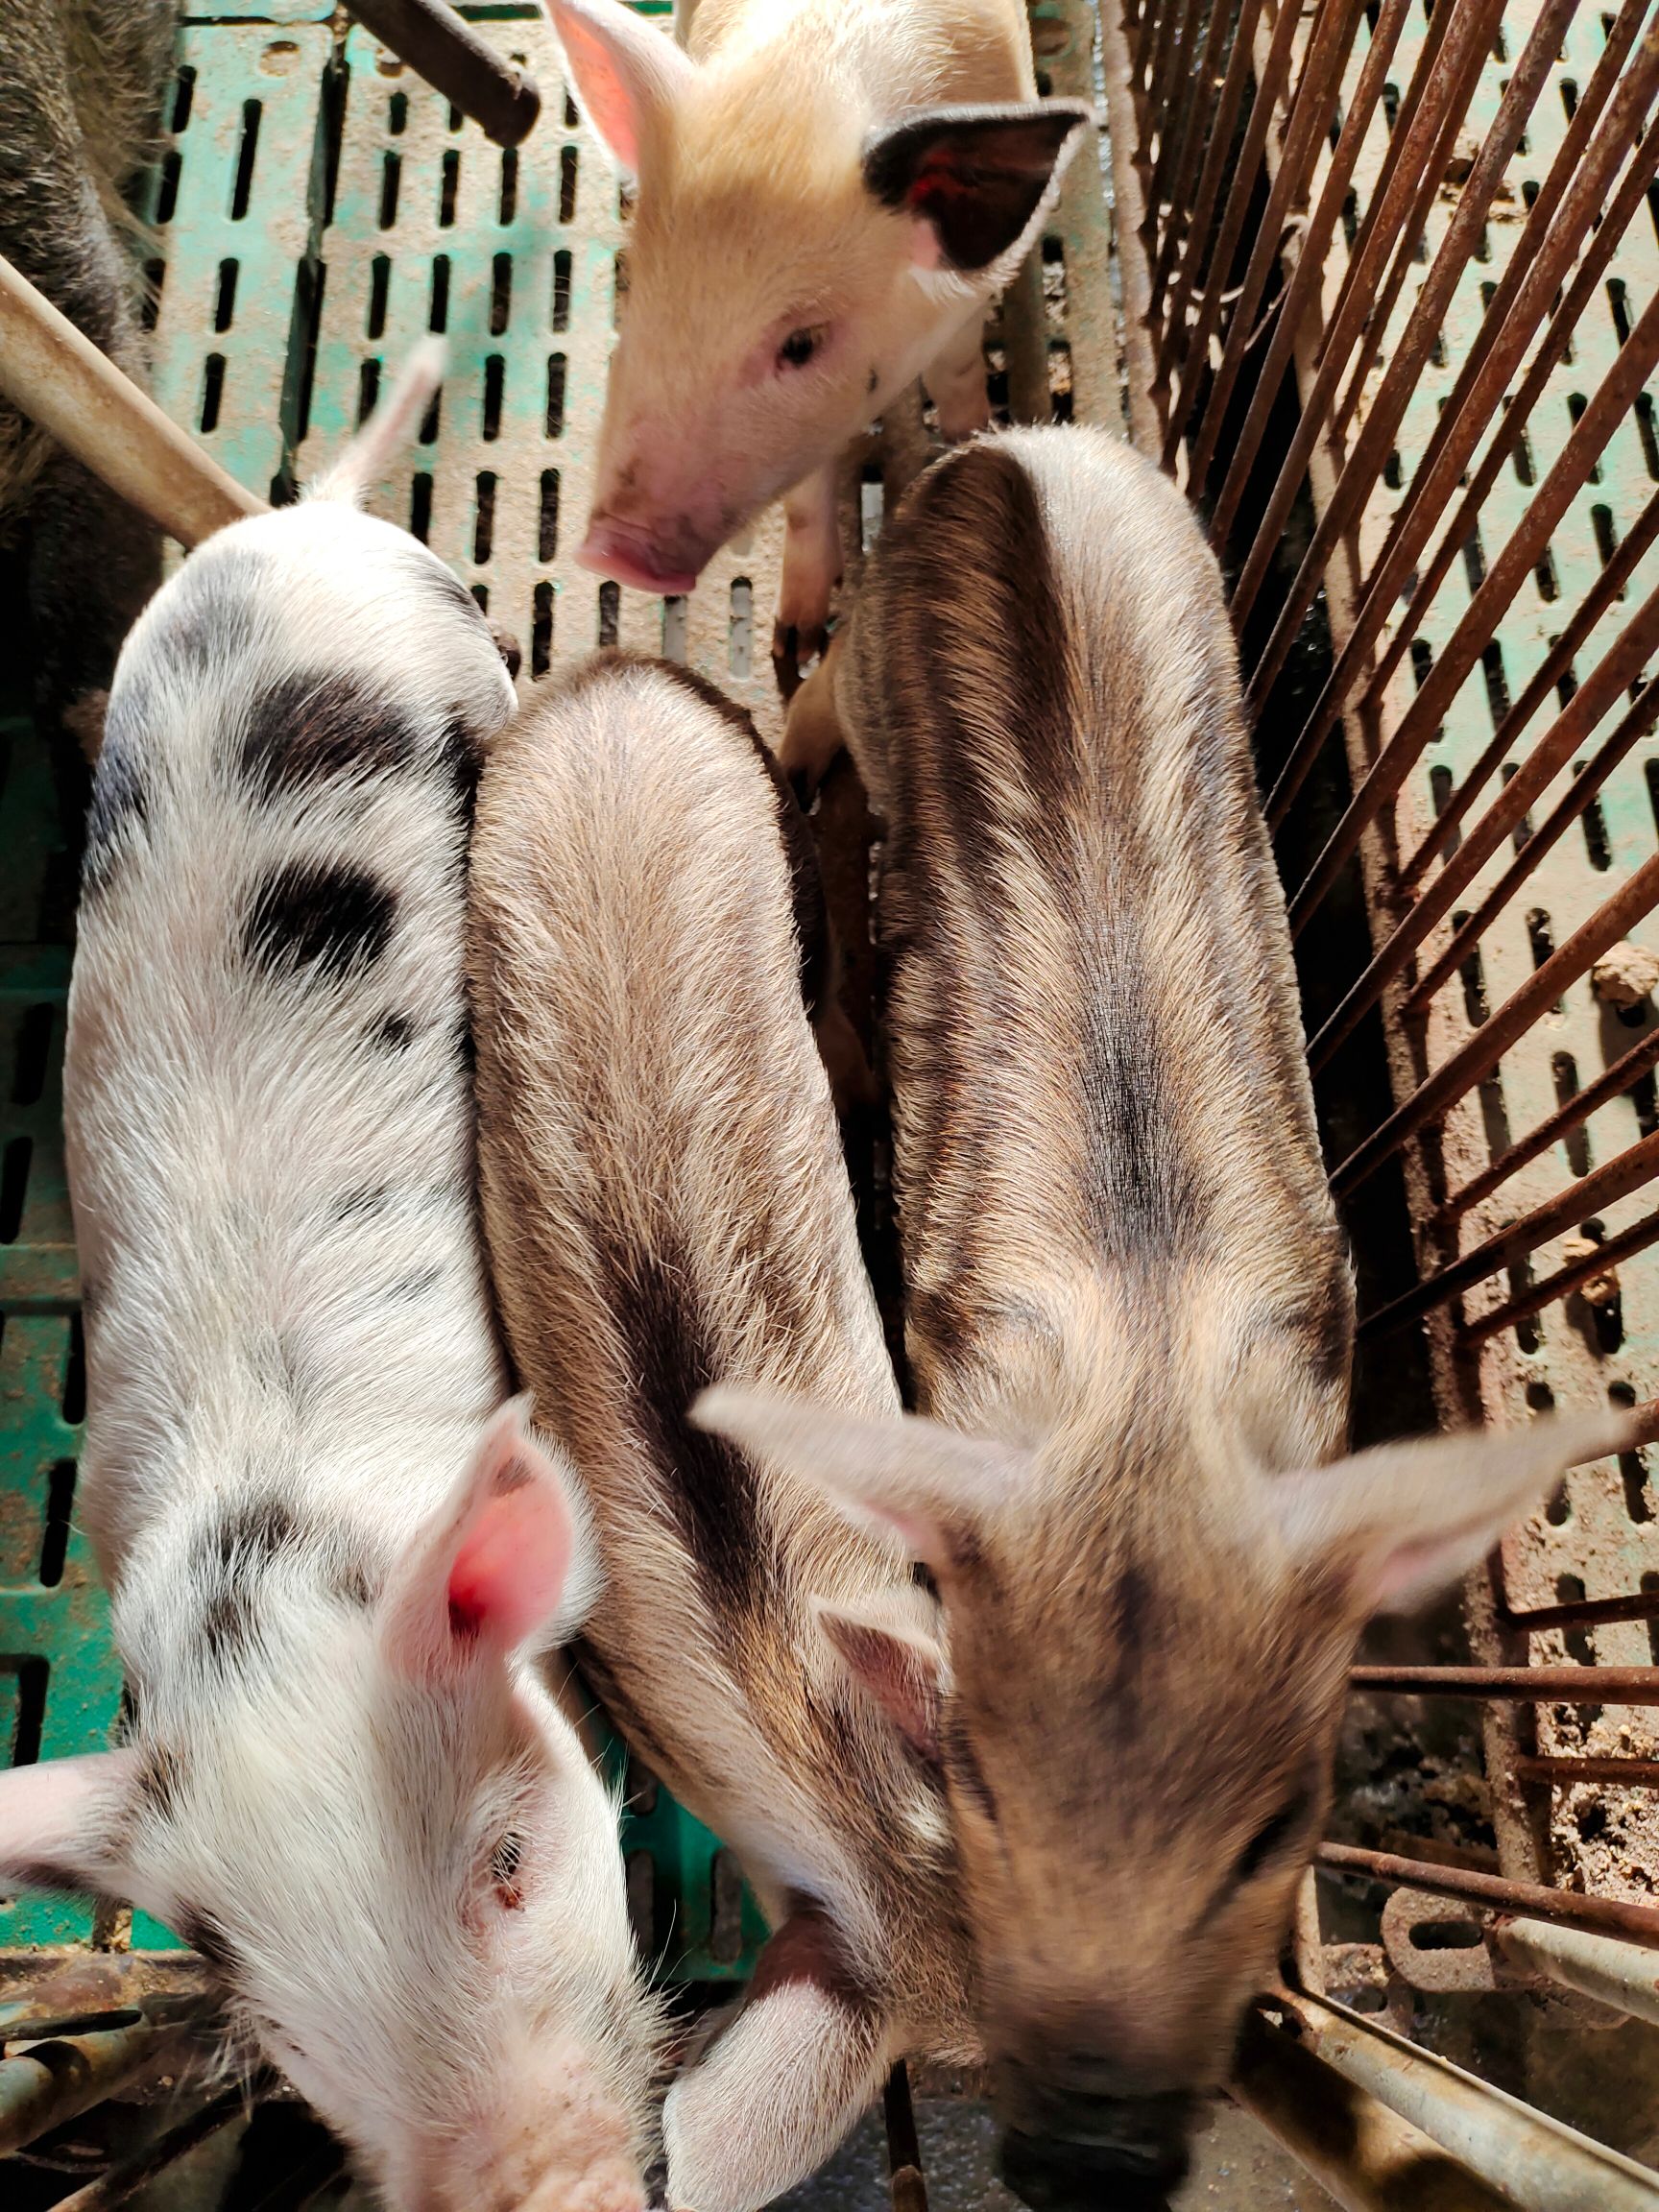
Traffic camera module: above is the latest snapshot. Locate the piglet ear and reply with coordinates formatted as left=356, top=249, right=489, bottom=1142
left=862, top=102, right=1094, bottom=275
left=381, top=1398, right=597, bottom=1677
left=1271, top=1407, right=1634, bottom=1617
left=690, top=1385, right=1025, bottom=1577
left=542, top=0, right=697, bottom=175
left=0, top=1749, right=142, bottom=1903
left=813, top=1598, right=946, bottom=1760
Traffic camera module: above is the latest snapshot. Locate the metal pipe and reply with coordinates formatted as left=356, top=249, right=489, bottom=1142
left=1516, top=1754, right=1659, bottom=1789
left=1461, top=1204, right=1659, bottom=1350
left=1232, top=2008, right=1519, bottom=2212
left=342, top=0, right=541, bottom=146
left=1331, top=854, right=1659, bottom=1197
left=0, top=253, right=262, bottom=550
left=48, top=2084, right=259, bottom=2212
left=1499, top=1918, right=1659, bottom=2032
left=1350, top=1665, right=1659, bottom=1704
left=883, top=2062, right=928, bottom=2212
left=1145, top=0, right=1239, bottom=322
left=1286, top=285, right=1659, bottom=929
left=1265, top=1984, right=1659, bottom=2209
left=1437, top=1021, right=1659, bottom=1225
left=1095, top=0, right=1164, bottom=455
left=1356, top=1131, right=1659, bottom=1341
left=0, top=2019, right=190, bottom=2159
left=1505, top=1589, right=1659, bottom=1635
left=1320, top=1842, right=1659, bottom=1949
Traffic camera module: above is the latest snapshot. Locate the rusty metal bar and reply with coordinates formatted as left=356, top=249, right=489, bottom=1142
left=1153, top=0, right=1270, bottom=388
left=1355, top=134, right=1659, bottom=772
left=1209, top=0, right=1414, bottom=546
left=1286, top=286, right=1659, bottom=927
left=1140, top=0, right=1188, bottom=127
left=1145, top=0, right=1239, bottom=322
left=1349, top=1665, right=1659, bottom=1703
left=1160, top=0, right=1311, bottom=462
left=883, top=2062, right=928, bottom=2212
left=342, top=0, right=540, bottom=145
left=1228, top=0, right=1503, bottom=632
left=1333, top=856, right=1659, bottom=1197
left=1310, top=613, right=1659, bottom=1067
left=1264, top=34, right=1659, bottom=830
left=1460, top=1204, right=1659, bottom=1350
left=1516, top=1755, right=1659, bottom=1788
left=0, top=252, right=263, bottom=549
left=1356, top=1134, right=1659, bottom=1340
left=1325, top=7, right=1520, bottom=450
left=0, top=2017, right=192, bottom=2159
left=1404, top=488, right=1659, bottom=891
left=1318, top=1842, right=1659, bottom=1948
left=1143, top=0, right=1212, bottom=244
left=1264, top=1984, right=1659, bottom=2208
left=48, top=2083, right=260, bottom=2212
left=1185, top=0, right=1363, bottom=493
left=1497, top=1920, right=1659, bottom=2034
left=1400, top=679, right=1659, bottom=1029
left=1244, top=0, right=1576, bottom=717
left=1440, top=1028, right=1659, bottom=1226
left=1232, top=2008, right=1518, bottom=2212
left=1506, top=1589, right=1659, bottom=1634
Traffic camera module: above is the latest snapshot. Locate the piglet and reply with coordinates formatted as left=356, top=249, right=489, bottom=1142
left=543, top=0, right=1091, bottom=670
left=709, top=425, right=1632, bottom=2208
left=469, top=653, right=976, bottom=2212
left=0, top=347, right=661, bottom=2212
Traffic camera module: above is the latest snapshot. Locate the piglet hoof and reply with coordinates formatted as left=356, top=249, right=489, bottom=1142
left=490, top=621, right=524, bottom=681
left=771, top=620, right=830, bottom=701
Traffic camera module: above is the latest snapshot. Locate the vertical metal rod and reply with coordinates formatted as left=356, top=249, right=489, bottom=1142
left=1097, top=0, right=1165, bottom=455
left=1308, top=592, right=1659, bottom=1066
left=1261, top=26, right=1659, bottom=825
left=1244, top=0, right=1575, bottom=714
left=1145, top=0, right=1238, bottom=321
left=1143, top=0, right=1212, bottom=240
left=1286, top=291, right=1659, bottom=934
left=1227, top=0, right=1503, bottom=630
left=1160, top=0, right=1309, bottom=462
left=1332, top=854, right=1659, bottom=1196
left=1210, top=0, right=1414, bottom=546
left=1154, top=0, right=1271, bottom=387
left=883, top=2062, right=928, bottom=2212
left=1186, top=0, right=1365, bottom=493
left=1401, top=486, right=1659, bottom=888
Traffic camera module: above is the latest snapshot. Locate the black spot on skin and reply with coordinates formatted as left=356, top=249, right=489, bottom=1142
left=244, top=863, right=397, bottom=981
left=598, top=1236, right=775, bottom=1617
left=136, top=1747, right=183, bottom=1821
left=82, top=718, right=151, bottom=897
left=386, top=1263, right=444, bottom=1301
left=157, top=544, right=273, bottom=676
left=201, top=1584, right=255, bottom=1666
left=327, top=1550, right=378, bottom=1609
left=371, top=1012, right=418, bottom=1051
left=240, top=672, right=421, bottom=795
left=210, top=1496, right=300, bottom=1572
left=331, top=1185, right=392, bottom=1221
left=195, top=1497, right=302, bottom=1665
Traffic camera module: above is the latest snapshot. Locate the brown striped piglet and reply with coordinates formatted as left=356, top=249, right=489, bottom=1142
left=0, top=347, right=662, bottom=2212
left=542, top=0, right=1091, bottom=671
left=469, top=654, right=976, bottom=2212
left=712, top=425, right=1633, bottom=2209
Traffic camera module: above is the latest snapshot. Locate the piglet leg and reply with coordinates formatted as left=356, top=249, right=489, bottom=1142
left=663, top=1906, right=887, bottom=2212
left=928, top=314, right=992, bottom=443
left=773, top=464, right=841, bottom=692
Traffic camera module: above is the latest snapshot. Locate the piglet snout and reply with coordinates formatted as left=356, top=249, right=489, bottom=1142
left=577, top=516, right=701, bottom=597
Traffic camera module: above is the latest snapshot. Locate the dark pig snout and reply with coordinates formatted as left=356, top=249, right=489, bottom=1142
left=992, top=2063, right=1195, bottom=2212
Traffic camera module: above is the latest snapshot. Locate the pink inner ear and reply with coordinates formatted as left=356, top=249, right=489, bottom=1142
left=446, top=1475, right=573, bottom=1651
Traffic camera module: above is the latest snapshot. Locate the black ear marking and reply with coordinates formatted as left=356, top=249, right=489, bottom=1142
left=862, top=101, right=1094, bottom=272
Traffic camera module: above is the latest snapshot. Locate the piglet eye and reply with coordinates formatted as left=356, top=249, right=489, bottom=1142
left=1232, top=1791, right=1311, bottom=1887
left=490, top=1832, right=526, bottom=1910
left=778, top=325, right=825, bottom=370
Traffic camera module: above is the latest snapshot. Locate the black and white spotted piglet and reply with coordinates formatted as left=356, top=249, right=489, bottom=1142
left=0, top=349, right=661, bottom=2212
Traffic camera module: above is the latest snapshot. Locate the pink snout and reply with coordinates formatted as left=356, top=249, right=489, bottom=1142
left=576, top=516, right=702, bottom=597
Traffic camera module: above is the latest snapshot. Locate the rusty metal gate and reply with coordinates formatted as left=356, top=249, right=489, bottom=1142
left=4, top=1, right=1659, bottom=2206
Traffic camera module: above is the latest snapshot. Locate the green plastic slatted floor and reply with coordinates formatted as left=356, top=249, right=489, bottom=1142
left=0, top=0, right=766, bottom=1982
